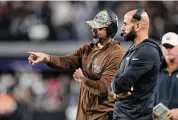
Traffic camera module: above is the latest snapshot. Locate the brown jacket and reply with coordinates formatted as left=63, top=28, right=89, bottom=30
left=46, top=40, right=125, bottom=120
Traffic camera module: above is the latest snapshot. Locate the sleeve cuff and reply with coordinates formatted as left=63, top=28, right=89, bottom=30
left=43, top=55, right=51, bottom=64
left=81, top=76, right=89, bottom=85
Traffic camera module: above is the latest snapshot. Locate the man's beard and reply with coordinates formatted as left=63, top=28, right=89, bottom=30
left=124, top=27, right=137, bottom=41
left=165, top=55, right=176, bottom=65
left=93, top=32, right=100, bottom=43
left=168, top=55, right=176, bottom=63
left=92, top=32, right=110, bottom=44
left=93, top=38, right=100, bottom=43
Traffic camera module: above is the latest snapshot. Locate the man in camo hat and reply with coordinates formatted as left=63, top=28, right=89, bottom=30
left=28, top=10, right=124, bottom=120
left=86, top=10, right=119, bottom=44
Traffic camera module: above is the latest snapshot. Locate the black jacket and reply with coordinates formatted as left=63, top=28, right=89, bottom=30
left=112, top=38, right=162, bottom=120
left=156, top=58, right=178, bottom=109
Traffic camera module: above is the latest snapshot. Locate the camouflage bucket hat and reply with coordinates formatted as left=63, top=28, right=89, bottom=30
left=86, top=10, right=112, bottom=28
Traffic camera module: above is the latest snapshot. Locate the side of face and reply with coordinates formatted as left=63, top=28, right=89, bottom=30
left=121, top=14, right=142, bottom=41
left=121, top=15, right=136, bottom=41
left=121, top=15, right=134, bottom=36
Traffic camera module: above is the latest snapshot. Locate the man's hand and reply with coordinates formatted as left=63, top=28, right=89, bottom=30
left=114, top=87, right=133, bottom=99
left=73, top=68, right=85, bottom=83
left=167, top=108, right=178, bottom=120
left=28, top=52, right=50, bottom=65
left=153, top=111, right=160, bottom=118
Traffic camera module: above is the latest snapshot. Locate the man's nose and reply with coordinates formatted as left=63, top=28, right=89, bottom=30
left=92, top=28, right=97, bottom=32
left=167, top=48, right=172, bottom=52
left=121, top=25, right=125, bottom=31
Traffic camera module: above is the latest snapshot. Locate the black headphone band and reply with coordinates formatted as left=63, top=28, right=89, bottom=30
left=132, top=8, right=145, bottom=21
left=102, top=9, right=118, bottom=38
left=105, top=9, right=116, bottom=23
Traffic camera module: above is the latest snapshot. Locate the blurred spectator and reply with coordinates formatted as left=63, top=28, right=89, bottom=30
left=0, top=74, right=15, bottom=93
left=155, top=32, right=178, bottom=119
left=0, top=70, right=69, bottom=120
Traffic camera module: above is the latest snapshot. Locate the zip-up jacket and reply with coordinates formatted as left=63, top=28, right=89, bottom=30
left=112, top=38, right=162, bottom=120
left=156, top=59, right=178, bottom=109
left=45, top=40, right=125, bottom=120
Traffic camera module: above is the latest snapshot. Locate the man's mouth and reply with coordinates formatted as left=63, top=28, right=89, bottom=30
left=93, top=33, right=99, bottom=38
left=167, top=55, right=176, bottom=62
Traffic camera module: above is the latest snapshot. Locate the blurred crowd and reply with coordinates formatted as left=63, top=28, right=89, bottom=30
left=0, top=1, right=178, bottom=43
left=0, top=69, right=80, bottom=120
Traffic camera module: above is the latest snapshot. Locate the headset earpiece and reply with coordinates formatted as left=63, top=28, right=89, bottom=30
left=105, top=10, right=118, bottom=38
left=132, top=8, right=145, bottom=21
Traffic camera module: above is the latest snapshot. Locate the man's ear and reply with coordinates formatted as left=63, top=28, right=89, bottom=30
left=135, top=22, right=141, bottom=32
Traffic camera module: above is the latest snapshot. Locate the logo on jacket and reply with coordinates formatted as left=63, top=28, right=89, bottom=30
left=126, top=57, right=130, bottom=61
left=93, top=65, right=103, bottom=74
left=132, top=57, right=139, bottom=61
left=176, top=74, right=178, bottom=78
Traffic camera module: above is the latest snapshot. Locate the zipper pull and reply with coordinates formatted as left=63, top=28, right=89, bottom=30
left=169, top=73, right=171, bottom=76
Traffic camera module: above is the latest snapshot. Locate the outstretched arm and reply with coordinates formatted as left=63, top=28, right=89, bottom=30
left=28, top=45, right=87, bottom=70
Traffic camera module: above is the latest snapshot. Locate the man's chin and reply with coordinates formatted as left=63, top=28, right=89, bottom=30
left=125, top=39, right=133, bottom=41
left=93, top=38, right=99, bottom=43
left=124, top=37, right=132, bottom=41
left=124, top=36, right=135, bottom=41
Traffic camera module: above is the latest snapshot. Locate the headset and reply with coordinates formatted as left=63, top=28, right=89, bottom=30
left=133, top=8, right=145, bottom=21
left=105, top=9, right=118, bottom=38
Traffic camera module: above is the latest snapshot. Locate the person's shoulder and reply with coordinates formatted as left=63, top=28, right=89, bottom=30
left=108, top=40, right=125, bottom=57
left=135, top=45, right=159, bottom=62
left=75, top=43, right=95, bottom=54
left=137, top=45, right=155, bottom=56
left=111, top=40, right=121, bottom=46
left=110, top=40, right=124, bottom=50
left=143, top=38, right=161, bottom=50
left=138, top=39, right=159, bottom=53
left=78, top=43, right=94, bottom=50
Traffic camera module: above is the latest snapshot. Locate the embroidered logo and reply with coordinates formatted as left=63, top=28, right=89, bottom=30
left=176, top=74, right=178, bottom=78
left=126, top=57, right=130, bottom=61
left=132, top=58, right=139, bottom=61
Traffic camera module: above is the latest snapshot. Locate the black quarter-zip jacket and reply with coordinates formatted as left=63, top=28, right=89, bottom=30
left=156, top=59, right=178, bottom=109
left=112, top=38, right=162, bottom=120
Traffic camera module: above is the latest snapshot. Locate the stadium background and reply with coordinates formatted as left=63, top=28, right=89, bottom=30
left=0, top=1, right=177, bottom=120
